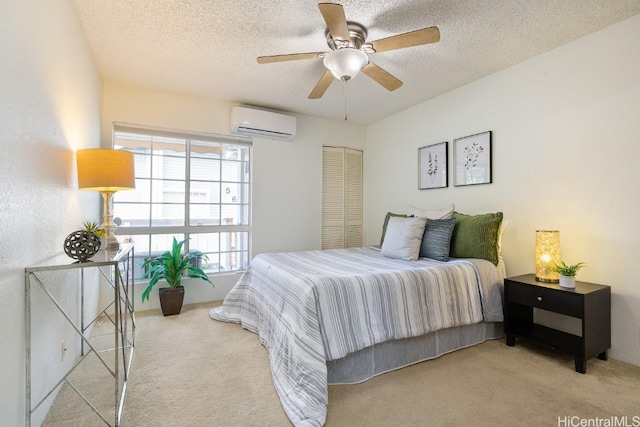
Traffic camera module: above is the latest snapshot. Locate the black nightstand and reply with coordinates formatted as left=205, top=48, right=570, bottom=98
left=504, top=274, right=611, bottom=374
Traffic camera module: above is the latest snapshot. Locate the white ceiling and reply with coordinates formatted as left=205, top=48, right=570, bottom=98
left=71, top=0, right=640, bottom=125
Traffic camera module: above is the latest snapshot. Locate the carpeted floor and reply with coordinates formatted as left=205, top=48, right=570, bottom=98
left=44, top=302, right=640, bottom=426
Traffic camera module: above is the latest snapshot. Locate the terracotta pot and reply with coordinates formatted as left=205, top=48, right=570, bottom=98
left=159, top=286, right=185, bottom=316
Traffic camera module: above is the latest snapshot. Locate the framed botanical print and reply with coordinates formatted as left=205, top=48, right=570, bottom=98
left=453, top=131, right=492, bottom=186
left=419, top=141, right=448, bottom=189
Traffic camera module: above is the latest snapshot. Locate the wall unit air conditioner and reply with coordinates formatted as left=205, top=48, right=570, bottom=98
left=230, top=106, right=296, bottom=141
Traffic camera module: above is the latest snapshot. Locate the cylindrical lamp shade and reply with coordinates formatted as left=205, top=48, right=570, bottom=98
left=77, top=149, right=135, bottom=191
left=535, top=230, right=560, bottom=283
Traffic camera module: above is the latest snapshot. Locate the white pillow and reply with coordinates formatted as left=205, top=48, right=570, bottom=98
left=497, top=219, right=509, bottom=256
left=407, top=203, right=455, bottom=220
left=381, top=216, right=427, bottom=261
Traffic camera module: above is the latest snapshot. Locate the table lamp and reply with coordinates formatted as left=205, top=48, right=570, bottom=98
left=77, top=148, right=135, bottom=251
left=535, top=230, right=560, bottom=283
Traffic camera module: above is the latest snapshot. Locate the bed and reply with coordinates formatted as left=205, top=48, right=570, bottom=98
left=210, top=233, right=505, bottom=426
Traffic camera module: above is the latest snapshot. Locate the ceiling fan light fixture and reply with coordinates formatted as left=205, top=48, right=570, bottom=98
left=323, top=48, right=368, bottom=81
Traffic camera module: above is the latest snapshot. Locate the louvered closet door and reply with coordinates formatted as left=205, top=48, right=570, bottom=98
left=322, top=147, right=345, bottom=249
left=344, top=148, right=363, bottom=247
left=322, top=147, right=363, bottom=249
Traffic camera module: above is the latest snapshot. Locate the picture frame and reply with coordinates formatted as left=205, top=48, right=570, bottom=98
left=453, top=131, right=492, bottom=186
left=418, top=141, right=448, bottom=190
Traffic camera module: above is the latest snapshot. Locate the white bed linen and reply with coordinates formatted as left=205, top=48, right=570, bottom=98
left=210, top=246, right=503, bottom=426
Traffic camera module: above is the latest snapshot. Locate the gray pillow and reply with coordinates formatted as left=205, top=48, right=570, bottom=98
left=419, top=218, right=456, bottom=261
left=381, top=216, right=427, bottom=261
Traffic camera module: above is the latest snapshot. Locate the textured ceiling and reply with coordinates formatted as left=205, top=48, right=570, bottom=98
left=71, top=0, right=640, bottom=125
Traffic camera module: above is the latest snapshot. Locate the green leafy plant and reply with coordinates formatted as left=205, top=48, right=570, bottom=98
left=83, top=221, right=105, bottom=238
left=550, top=261, right=586, bottom=277
left=141, top=237, right=213, bottom=302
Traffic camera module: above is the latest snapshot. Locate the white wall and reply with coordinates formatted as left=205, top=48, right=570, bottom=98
left=365, top=15, right=640, bottom=366
left=0, top=0, right=102, bottom=424
left=101, top=81, right=366, bottom=309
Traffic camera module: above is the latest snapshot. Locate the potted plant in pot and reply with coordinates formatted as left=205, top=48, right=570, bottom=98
left=83, top=221, right=106, bottom=238
left=550, top=261, right=585, bottom=289
left=141, top=237, right=213, bottom=316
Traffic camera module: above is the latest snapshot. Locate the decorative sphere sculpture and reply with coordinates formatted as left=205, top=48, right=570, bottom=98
left=64, top=230, right=101, bottom=262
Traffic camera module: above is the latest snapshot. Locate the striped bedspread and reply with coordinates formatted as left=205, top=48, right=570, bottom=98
left=210, top=246, right=503, bottom=427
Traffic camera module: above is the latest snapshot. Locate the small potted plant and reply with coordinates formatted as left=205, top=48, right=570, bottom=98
left=141, top=237, right=213, bottom=316
left=83, top=221, right=106, bottom=238
left=550, top=261, right=586, bottom=289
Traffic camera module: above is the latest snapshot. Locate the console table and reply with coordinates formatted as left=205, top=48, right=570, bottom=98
left=25, top=244, right=135, bottom=426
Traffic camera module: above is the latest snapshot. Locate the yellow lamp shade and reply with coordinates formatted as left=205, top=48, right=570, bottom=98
left=535, top=230, right=560, bottom=283
left=77, top=149, right=135, bottom=191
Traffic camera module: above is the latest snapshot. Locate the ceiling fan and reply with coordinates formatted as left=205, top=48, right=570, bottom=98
left=257, top=2, right=440, bottom=100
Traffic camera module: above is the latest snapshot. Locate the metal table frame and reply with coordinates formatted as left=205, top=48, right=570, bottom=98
left=25, top=243, right=135, bottom=426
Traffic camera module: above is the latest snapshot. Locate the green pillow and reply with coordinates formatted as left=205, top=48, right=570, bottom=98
left=380, top=212, right=407, bottom=245
left=450, top=211, right=503, bottom=265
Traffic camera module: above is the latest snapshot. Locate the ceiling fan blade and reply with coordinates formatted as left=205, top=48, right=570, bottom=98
left=361, top=62, right=403, bottom=91
left=369, top=26, right=440, bottom=53
left=308, top=71, right=334, bottom=99
left=318, top=3, right=350, bottom=41
left=257, top=52, right=326, bottom=64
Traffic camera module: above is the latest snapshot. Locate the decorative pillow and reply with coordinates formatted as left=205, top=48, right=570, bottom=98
left=419, top=218, right=456, bottom=261
left=497, top=219, right=509, bottom=257
left=407, top=204, right=455, bottom=220
left=380, top=212, right=408, bottom=245
left=381, top=216, right=427, bottom=261
left=449, top=211, right=503, bottom=265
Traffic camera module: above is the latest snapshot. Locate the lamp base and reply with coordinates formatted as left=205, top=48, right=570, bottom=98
left=102, top=233, right=121, bottom=252
left=535, top=276, right=559, bottom=283
left=100, top=190, right=120, bottom=252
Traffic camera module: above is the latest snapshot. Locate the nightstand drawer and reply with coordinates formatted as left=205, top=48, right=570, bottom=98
left=506, top=281, right=583, bottom=318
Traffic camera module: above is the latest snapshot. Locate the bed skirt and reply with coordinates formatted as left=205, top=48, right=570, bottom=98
left=327, top=322, right=504, bottom=385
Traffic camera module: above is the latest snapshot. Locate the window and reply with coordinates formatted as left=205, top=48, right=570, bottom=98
left=112, top=123, right=251, bottom=281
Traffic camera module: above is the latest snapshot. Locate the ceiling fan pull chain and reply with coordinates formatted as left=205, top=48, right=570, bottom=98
left=343, top=79, right=348, bottom=121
